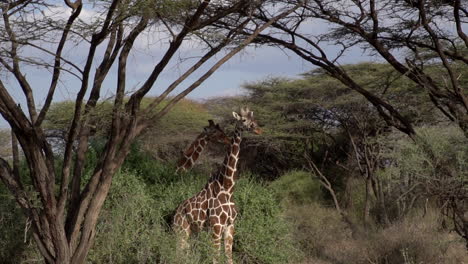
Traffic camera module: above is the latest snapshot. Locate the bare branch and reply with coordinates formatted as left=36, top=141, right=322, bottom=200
left=150, top=3, right=303, bottom=124
left=418, top=0, right=468, bottom=110
left=64, top=0, right=81, bottom=10
left=2, top=10, right=37, bottom=122
left=454, top=0, right=468, bottom=48
left=36, top=2, right=83, bottom=126
left=142, top=19, right=250, bottom=118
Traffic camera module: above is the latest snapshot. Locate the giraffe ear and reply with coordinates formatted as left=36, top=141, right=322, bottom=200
left=232, top=111, right=241, bottom=120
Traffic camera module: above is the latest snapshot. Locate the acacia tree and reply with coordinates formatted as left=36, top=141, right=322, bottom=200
left=242, top=0, right=468, bottom=137
left=0, top=0, right=301, bottom=263
left=306, top=0, right=468, bottom=137
left=225, top=0, right=467, bottom=243
left=218, top=0, right=418, bottom=137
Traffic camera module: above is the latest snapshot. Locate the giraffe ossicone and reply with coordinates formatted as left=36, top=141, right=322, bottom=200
left=173, top=107, right=261, bottom=264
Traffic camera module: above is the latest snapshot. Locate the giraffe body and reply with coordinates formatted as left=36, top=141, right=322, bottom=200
left=173, top=107, right=261, bottom=264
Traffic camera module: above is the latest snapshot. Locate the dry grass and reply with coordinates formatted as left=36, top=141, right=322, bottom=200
left=285, top=203, right=467, bottom=264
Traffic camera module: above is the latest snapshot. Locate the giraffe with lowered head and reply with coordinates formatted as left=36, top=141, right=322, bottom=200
left=173, top=107, right=262, bottom=264
left=176, top=120, right=231, bottom=174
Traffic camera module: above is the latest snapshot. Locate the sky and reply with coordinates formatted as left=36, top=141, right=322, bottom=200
left=0, top=2, right=378, bottom=128
left=0, top=45, right=374, bottom=128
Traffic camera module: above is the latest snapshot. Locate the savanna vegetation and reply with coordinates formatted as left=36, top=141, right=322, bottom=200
left=2, top=63, right=467, bottom=263
left=1, top=0, right=467, bottom=264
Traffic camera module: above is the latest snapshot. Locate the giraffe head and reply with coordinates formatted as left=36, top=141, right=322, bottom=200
left=232, top=107, right=262, bottom=134
left=204, top=120, right=231, bottom=145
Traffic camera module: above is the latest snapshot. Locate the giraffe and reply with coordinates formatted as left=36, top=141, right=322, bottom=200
left=175, top=120, right=231, bottom=174
left=173, top=107, right=262, bottom=264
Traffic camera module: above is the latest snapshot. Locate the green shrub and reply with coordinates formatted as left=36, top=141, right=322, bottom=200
left=89, top=169, right=216, bottom=264
left=377, top=125, right=467, bottom=223
left=0, top=185, right=30, bottom=263
left=122, top=143, right=178, bottom=185
left=269, top=170, right=322, bottom=205
left=88, top=165, right=301, bottom=264
left=89, top=170, right=163, bottom=263
left=235, top=175, right=302, bottom=264
left=0, top=166, right=41, bottom=263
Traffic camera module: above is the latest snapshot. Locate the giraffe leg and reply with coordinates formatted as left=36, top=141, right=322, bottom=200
left=224, top=224, right=235, bottom=264
left=179, top=226, right=190, bottom=250
left=174, top=217, right=191, bottom=252
left=211, top=224, right=223, bottom=264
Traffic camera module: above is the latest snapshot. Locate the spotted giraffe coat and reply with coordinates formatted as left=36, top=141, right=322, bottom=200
left=173, top=128, right=241, bottom=235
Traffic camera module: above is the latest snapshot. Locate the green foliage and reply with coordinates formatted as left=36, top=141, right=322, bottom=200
left=234, top=175, right=302, bottom=264
left=207, top=62, right=444, bottom=177
left=379, top=125, right=467, bottom=204
left=44, top=98, right=216, bottom=161
left=44, top=100, right=113, bottom=138
left=90, top=0, right=196, bottom=22
left=139, top=99, right=219, bottom=161
left=122, top=143, right=178, bottom=185
left=87, top=150, right=301, bottom=264
left=0, top=185, right=29, bottom=263
left=44, top=98, right=212, bottom=135
left=88, top=171, right=163, bottom=263
left=269, top=170, right=322, bottom=204
left=144, top=98, right=214, bottom=136
left=243, top=63, right=439, bottom=132
left=391, top=126, right=467, bottom=176
left=43, top=101, right=79, bottom=131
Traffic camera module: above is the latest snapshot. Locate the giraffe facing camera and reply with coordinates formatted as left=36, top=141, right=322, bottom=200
left=232, top=106, right=262, bottom=135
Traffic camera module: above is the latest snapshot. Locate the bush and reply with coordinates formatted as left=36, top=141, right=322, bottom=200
left=378, top=126, right=468, bottom=233
left=283, top=202, right=352, bottom=262
left=138, top=98, right=219, bottom=162
left=0, top=169, right=41, bottom=263
left=235, top=175, right=302, bottom=264
left=87, top=163, right=301, bottom=264
left=283, top=201, right=466, bottom=264
left=364, top=210, right=466, bottom=264
left=122, top=143, right=178, bottom=185
left=88, top=170, right=164, bottom=263
left=0, top=185, right=30, bottom=263
left=269, top=170, right=322, bottom=205
left=44, top=98, right=218, bottom=162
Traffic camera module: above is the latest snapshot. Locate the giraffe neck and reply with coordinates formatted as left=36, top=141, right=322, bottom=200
left=176, top=134, right=208, bottom=173
left=220, top=126, right=242, bottom=192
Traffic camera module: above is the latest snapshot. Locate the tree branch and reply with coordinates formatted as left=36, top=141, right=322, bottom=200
left=36, top=2, right=83, bottom=126
left=2, top=10, right=37, bottom=122
left=149, top=3, right=303, bottom=125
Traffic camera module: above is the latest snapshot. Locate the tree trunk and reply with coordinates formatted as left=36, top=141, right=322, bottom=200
left=363, top=176, right=372, bottom=228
